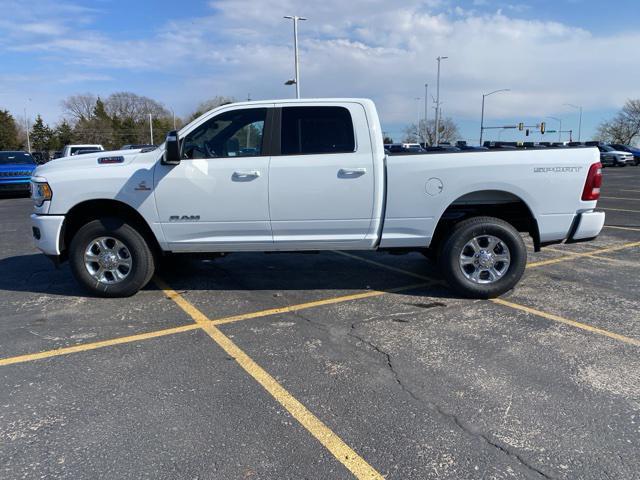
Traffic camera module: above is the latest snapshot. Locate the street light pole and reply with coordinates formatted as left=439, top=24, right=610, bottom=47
left=149, top=113, right=153, bottom=145
left=169, top=108, right=176, bottom=130
left=24, top=108, right=31, bottom=153
left=284, top=16, right=307, bottom=99
left=547, top=116, right=562, bottom=142
left=434, top=56, right=448, bottom=146
left=414, top=97, right=422, bottom=142
left=423, top=84, right=430, bottom=145
left=24, top=98, right=32, bottom=153
left=479, top=89, right=510, bottom=146
left=564, top=104, right=583, bottom=142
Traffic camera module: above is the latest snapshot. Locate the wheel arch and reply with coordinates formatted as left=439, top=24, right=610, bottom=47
left=61, top=199, right=162, bottom=259
left=430, top=189, right=540, bottom=254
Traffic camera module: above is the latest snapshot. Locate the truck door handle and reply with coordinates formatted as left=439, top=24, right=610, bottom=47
left=338, top=168, right=367, bottom=177
left=232, top=170, right=261, bottom=180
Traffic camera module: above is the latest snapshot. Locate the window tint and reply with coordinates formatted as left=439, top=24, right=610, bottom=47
left=182, top=108, right=267, bottom=159
left=281, top=106, right=355, bottom=155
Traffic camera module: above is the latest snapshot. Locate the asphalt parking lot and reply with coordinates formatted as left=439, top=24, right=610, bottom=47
left=1, top=167, right=639, bottom=479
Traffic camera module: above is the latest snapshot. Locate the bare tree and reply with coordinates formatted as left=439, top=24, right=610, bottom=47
left=104, top=92, right=170, bottom=122
left=403, top=117, right=461, bottom=145
left=61, top=93, right=98, bottom=122
left=188, top=96, right=235, bottom=122
left=596, top=99, right=640, bottom=145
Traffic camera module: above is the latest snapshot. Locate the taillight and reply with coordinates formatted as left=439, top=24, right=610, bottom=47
left=581, top=162, right=602, bottom=201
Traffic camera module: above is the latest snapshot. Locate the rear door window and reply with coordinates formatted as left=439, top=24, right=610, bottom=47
left=281, top=106, right=355, bottom=155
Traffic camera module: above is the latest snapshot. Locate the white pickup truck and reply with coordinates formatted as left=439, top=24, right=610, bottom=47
left=30, top=99, right=605, bottom=298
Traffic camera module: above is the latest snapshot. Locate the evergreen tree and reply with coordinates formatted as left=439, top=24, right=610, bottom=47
left=0, top=110, right=20, bottom=150
left=30, top=115, right=54, bottom=152
left=74, top=97, right=116, bottom=147
left=53, top=120, right=74, bottom=150
left=93, top=97, right=109, bottom=120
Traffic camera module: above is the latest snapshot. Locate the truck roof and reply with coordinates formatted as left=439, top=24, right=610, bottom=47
left=223, top=98, right=374, bottom=108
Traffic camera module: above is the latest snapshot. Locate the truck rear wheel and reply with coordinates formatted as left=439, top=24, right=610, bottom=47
left=69, top=218, right=155, bottom=297
left=438, top=216, right=526, bottom=299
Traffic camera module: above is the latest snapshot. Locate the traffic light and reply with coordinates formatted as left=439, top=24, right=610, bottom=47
left=540, top=122, right=546, bottom=134
left=525, top=129, right=530, bottom=137
left=518, top=122, right=524, bottom=131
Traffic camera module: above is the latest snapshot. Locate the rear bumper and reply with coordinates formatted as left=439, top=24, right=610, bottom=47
left=566, top=211, right=605, bottom=243
left=30, top=214, right=65, bottom=256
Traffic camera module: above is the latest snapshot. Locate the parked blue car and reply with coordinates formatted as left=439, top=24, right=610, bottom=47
left=0, top=151, right=37, bottom=196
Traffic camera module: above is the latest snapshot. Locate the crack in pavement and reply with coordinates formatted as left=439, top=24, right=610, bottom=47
left=347, top=319, right=556, bottom=480
left=281, top=304, right=557, bottom=479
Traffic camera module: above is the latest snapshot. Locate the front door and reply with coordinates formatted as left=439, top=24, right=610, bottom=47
left=154, top=106, right=273, bottom=251
left=268, top=104, right=375, bottom=248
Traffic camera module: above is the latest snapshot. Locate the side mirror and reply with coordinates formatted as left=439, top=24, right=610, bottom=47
left=162, top=130, right=181, bottom=165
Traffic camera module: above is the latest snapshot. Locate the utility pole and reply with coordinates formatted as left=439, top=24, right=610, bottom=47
left=564, top=104, right=583, bottom=142
left=149, top=113, right=153, bottom=145
left=284, top=16, right=307, bottom=99
left=479, top=89, right=510, bottom=146
left=434, top=56, right=448, bottom=146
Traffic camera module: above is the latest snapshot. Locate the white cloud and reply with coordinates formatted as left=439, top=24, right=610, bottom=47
left=1, top=0, right=639, bottom=136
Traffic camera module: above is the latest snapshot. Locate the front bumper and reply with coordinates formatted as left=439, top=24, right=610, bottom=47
left=0, top=182, right=31, bottom=192
left=567, top=211, right=605, bottom=243
left=30, top=214, right=65, bottom=256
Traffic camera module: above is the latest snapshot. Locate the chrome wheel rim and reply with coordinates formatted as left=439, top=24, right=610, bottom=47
left=459, top=235, right=511, bottom=284
left=84, top=236, right=132, bottom=284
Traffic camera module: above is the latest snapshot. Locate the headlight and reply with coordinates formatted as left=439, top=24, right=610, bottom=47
left=31, top=181, right=52, bottom=207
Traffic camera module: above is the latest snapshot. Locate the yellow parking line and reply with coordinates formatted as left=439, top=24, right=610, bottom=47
left=339, top=250, right=640, bottom=347
left=0, top=324, right=201, bottom=367
left=600, top=196, right=640, bottom=201
left=335, top=251, right=432, bottom=282
left=157, top=281, right=384, bottom=480
left=541, top=246, right=637, bottom=266
left=0, top=282, right=425, bottom=368
left=338, top=242, right=640, bottom=272
left=491, top=298, right=640, bottom=347
left=599, top=207, right=640, bottom=213
left=603, top=225, right=640, bottom=232
left=526, top=241, right=640, bottom=268
left=210, top=284, right=428, bottom=326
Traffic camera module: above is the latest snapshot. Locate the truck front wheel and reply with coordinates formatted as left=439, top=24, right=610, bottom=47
left=69, top=218, right=156, bottom=297
left=438, top=216, right=526, bottom=299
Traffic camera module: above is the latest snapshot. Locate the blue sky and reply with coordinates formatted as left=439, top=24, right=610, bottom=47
left=1, top=0, right=639, bottom=143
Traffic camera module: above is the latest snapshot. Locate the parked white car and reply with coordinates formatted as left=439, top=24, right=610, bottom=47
left=597, top=144, right=635, bottom=167
left=61, top=144, right=105, bottom=158
left=30, top=99, right=604, bottom=298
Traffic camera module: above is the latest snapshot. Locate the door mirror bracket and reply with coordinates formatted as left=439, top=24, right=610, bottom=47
left=162, top=130, right=181, bottom=165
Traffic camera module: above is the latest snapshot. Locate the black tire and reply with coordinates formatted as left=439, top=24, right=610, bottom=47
left=438, top=216, right=527, bottom=299
left=69, top=217, right=155, bottom=297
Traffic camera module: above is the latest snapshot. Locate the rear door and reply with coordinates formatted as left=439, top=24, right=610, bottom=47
left=268, top=103, right=375, bottom=248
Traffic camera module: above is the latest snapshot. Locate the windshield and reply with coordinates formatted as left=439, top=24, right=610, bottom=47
left=0, top=152, right=35, bottom=165
left=599, top=145, right=615, bottom=152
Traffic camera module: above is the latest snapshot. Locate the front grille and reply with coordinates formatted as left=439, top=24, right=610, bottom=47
left=0, top=170, right=31, bottom=177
